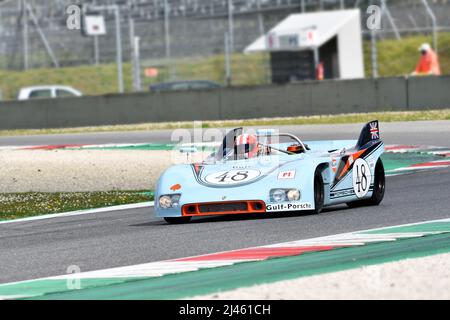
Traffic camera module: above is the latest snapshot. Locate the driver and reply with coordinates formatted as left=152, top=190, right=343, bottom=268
left=235, top=134, right=259, bottom=159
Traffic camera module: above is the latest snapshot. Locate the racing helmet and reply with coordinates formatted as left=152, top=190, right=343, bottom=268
left=287, top=144, right=304, bottom=154
left=235, top=134, right=258, bottom=159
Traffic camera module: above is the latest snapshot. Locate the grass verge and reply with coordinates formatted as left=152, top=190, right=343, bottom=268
left=1, top=109, right=449, bottom=137
left=0, top=191, right=154, bottom=221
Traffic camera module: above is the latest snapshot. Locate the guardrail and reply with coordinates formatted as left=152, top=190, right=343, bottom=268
left=0, top=76, right=449, bottom=130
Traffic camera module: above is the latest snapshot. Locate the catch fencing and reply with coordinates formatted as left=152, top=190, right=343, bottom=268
left=0, top=0, right=449, bottom=99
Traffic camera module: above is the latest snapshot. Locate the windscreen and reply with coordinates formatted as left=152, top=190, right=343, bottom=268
left=215, top=132, right=304, bottom=161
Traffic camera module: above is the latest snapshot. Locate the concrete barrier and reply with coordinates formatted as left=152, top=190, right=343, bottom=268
left=0, top=76, right=449, bottom=130
left=407, top=76, right=450, bottom=110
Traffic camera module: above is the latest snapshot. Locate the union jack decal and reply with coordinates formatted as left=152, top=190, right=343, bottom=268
left=369, top=122, right=379, bottom=140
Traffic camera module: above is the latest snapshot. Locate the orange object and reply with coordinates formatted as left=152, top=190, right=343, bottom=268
left=287, top=144, right=303, bottom=154
left=182, top=200, right=266, bottom=217
left=316, top=62, right=324, bottom=80
left=337, top=149, right=366, bottom=180
left=170, top=184, right=182, bottom=191
left=415, top=49, right=441, bottom=75
left=144, top=67, right=159, bottom=78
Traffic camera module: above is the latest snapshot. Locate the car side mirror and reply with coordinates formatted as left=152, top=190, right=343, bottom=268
left=179, top=147, right=198, bottom=154
left=179, top=146, right=198, bottom=163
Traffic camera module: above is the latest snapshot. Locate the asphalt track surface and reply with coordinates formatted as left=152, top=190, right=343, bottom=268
left=1, top=120, right=450, bottom=147
left=0, top=168, right=449, bottom=284
left=0, top=120, right=449, bottom=284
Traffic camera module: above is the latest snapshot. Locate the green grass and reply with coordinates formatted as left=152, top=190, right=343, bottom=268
left=0, top=64, right=134, bottom=101
left=0, top=191, right=154, bottom=221
left=1, top=33, right=449, bottom=100
left=0, top=53, right=269, bottom=101
left=164, top=53, right=271, bottom=87
left=364, top=32, right=450, bottom=77
left=0, top=109, right=448, bottom=137
left=205, top=109, right=450, bottom=127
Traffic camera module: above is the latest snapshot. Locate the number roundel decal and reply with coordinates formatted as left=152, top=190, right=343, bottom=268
left=204, top=170, right=261, bottom=186
left=352, top=158, right=372, bottom=198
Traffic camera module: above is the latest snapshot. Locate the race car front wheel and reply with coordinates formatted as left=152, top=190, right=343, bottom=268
left=312, top=169, right=325, bottom=214
left=347, top=158, right=385, bottom=208
left=164, top=217, right=192, bottom=224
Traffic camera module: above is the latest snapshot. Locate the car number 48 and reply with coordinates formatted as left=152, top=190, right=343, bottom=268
left=204, top=170, right=261, bottom=185
left=352, top=158, right=372, bottom=198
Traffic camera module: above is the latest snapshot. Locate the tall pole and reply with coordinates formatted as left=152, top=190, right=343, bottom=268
left=94, top=36, right=99, bottom=65
left=114, top=6, right=124, bottom=93
left=224, top=32, right=231, bottom=86
left=92, top=0, right=99, bottom=65
left=164, top=0, right=172, bottom=79
left=133, top=36, right=142, bottom=92
left=228, top=0, right=234, bottom=53
left=421, top=0, right=438, bottom=54
left=129, top=17, right=135, bottom=49
left=129, top=17, right=136, bottom=88
left=256, top=0, right=264, bottom=36
left=22, top=0, right=29, bottom=70
left=371, top=30, right=378, bottom=78
left=313, top=47, right=319, bottom=80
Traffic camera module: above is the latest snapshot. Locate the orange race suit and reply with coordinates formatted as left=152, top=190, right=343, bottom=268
left=415, top=49, right=441, bottom=75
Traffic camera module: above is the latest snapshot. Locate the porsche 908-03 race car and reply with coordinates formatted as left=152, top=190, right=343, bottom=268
left=155, top=121, right=385, bottom=224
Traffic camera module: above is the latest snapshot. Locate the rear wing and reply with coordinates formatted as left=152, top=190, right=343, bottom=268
left=356, top=120, right=380, bottom=150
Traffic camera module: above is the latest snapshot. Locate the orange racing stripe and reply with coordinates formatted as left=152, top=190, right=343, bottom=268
left=337, top=149, right=366, bottom=180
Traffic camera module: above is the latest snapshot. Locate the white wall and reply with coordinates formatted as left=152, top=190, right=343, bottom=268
left=337, top=12, right=365, bottom=79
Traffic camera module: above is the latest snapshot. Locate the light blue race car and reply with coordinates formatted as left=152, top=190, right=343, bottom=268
left=155, top=121, right=385, bottom=224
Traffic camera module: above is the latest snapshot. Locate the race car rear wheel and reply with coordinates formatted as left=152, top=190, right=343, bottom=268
left=347, top=158, right=385, bottom=208
left=311, top=169, right=325, bottom=214
left=164, top=217, right=192, bottom=224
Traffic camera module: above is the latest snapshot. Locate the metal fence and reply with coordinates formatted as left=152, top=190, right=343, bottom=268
left=0, top=0, right=449, bottom=99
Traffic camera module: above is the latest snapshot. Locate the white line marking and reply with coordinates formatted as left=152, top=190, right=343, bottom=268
left=0, top=295, right=28, bottom=300
left=0, top=146, right=35, bottom=151
left=50, top=260, right=256, bottom=280
left=0, top=202, right=154, bottom=225
left=265, top=232, right=438, bottom=248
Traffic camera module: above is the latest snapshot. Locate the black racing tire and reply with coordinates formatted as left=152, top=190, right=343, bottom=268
left=347, top=159, right=385, bottom=208
left=164, top=217, right=192, bottom=224
left=311, top=169, right=325, bottom=214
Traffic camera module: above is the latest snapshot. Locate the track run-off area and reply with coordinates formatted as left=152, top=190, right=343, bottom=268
left=0, top=120, right=449, bottom=299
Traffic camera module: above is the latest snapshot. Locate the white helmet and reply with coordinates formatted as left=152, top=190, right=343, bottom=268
left=419, top=43, right=431, bottom=52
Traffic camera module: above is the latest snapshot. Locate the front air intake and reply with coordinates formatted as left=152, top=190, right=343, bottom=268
left=182, top=201, right=266, bottom=216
